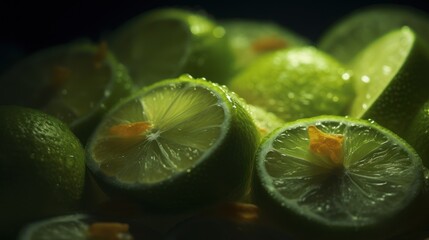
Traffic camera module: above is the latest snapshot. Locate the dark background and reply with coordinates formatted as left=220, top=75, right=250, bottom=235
left=0, top=0, right=428, bottom=55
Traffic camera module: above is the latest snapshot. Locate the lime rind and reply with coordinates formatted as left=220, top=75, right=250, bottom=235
left=255, top=116, right=423, bottom=235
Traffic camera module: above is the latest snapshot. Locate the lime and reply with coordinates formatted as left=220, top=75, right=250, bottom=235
left=17, top=214, right=160, bottom=240
left=348, top=27, right=429, bottom=136
left=228, top=47, right=354, bottom=121
left=221, top=19, right=309, bottom=73
left=0, top=41, right=134, bottom=141
left=108, top=8, right=234, bottom=86
left=318, top=4, right=429, bottom=64
left=253, top=116, right=426, bottom=239
left=0, top=106, right=86, bottom=237
left=246, top=104, right=284, bottom=137
left=86, top=75, right=259, bottom=210
left=404, top=101, right=429, bottom=168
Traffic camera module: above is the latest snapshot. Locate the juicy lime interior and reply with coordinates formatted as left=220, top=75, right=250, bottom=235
left=90, top=80, right=228, bottom=184
left=349, top=27, right=414, bottom=118
left=258, top=117, right=422, bottom=227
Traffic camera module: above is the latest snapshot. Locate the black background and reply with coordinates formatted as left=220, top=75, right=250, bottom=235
left=1, top=0, right=428, bottom=55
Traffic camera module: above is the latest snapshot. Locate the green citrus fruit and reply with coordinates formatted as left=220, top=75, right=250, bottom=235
left=348, top=27, right=429, bottom=136
left=246, top=104, right=284, bottom=137
left=318, top=4, right=429, bottom=64
left=0, top=41, right=134, bottom=141
left=228, top=47, right=354, bottom=121
left=108, top=8, right=234, bottom=86
left=86, top=75, right=259, bottom=211
left=0, top=106, right=86, bottom=237
left=405, top=101, right=429, bottom=168
left=252, top=116, right=426, bottom=239
left=222, top=19, right=309, bottom=73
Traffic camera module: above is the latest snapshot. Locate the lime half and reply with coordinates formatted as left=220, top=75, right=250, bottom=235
left=0, top=41, right=134, bottom=141
left=86, top=75, right=259, bottom=210
left=253, top=116, right=425, bottom=239
left=108, top=8, right=234, bottom=86
left=318, top=4, right=429, bottom=64
left=349, top=27, right=429, bottom=136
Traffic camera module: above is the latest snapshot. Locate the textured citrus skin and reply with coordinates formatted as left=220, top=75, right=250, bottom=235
left=405, top=101, right=429, bottom=168
left=0, top=106, right=86, bottom=237
left=86, top=77, right=259, bottom=211
left=229, top=47, right=354, bottom=122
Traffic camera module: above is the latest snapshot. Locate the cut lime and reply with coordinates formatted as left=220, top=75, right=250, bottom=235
left=86, top=75, right=259, bottom=210
left=0, top=41, right=134, bottom=141
left=349, top=27, right=429, bottom=136
left=253, top=116, right=426, bottom=239
left=0, top=106, right=86, bottom=237
left=228, top=47, right=354, bottom=121
left=318, top=4, right=429, bottom=64
left=108, top=8, right=234, bottom=86
left=17, top=214, right=158, bottom=240
left=405, top=101, right=429, bottom=168
left=221, top=19, right=309, bottom=73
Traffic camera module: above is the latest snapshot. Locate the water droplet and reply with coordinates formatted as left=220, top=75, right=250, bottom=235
left=342, top=72, right=351, bottom=81
left=361, top=75, right=370, bottom=83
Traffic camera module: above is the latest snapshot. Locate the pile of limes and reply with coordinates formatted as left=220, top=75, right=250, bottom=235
left=1, top=5, right=429, bottom=240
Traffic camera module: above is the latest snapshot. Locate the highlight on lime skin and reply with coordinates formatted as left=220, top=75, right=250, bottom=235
left=308, top=125, right=344, bottom=166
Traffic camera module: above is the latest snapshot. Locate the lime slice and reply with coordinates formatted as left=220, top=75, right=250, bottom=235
left=0, top=106, right=85, bottom=237
left=0, top=41, right=134, bottom=141
left=17, top=214, right=156, bottom=240
left=228, top=47, right=354, bottom=121
left=349, top=27, right=429, bottom=136
left=86, top=75, right=259, bottom=210
left=405, top=101, right=429, bottom=168
left=108, top=8, right=234, bottom=86
left=318, top=4, right=429, bottom=64
left=221, top=19, right=309, bottom=72
left=253, top=116, right=426, bottom=239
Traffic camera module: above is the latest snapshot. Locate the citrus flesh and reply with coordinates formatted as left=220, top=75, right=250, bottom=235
left=229, top=47, right=354, bottom=122
left=86, top=75, right=259, bottom=210
left=318, top=4, right=429, bottom=64
left=0, top=106, right=86, bottom=236
left=0, top=42, right=134, bottom=141
left=108, top=8, right=234, bottom=86
left=349, top=27, right=429, bottom=136
left=253, top=116, right=425, bottom=238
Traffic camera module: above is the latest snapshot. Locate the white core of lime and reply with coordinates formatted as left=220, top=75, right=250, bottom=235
left=349, top=27, right=413, bottom=118
left=90, top=80, right=228, bottom=184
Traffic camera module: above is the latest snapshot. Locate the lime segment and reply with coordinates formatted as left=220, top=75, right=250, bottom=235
left=254, top=116, right=425, bottom=238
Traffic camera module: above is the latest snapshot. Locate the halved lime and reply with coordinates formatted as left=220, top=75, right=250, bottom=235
left=108, top=8, right=234, bottom=86
left=228, top=47, right=354, bottom=121
left=253, top=116, right=426, bottom=239
left=221, top=19, right=309, bottom=73
left=0, top=41, right=134, bottom=141
left=405, top=101, right=429, bottom=168
left=349, top=27, right=429, bottom=136
left=17, top=214, right=160, bottom=240
left=86, top=75, right=259, bottom=210
left=318, top=4, right=429, bottom=64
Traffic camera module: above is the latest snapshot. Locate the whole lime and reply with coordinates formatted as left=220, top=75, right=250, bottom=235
left=0, top=106, right=86, bottom=237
